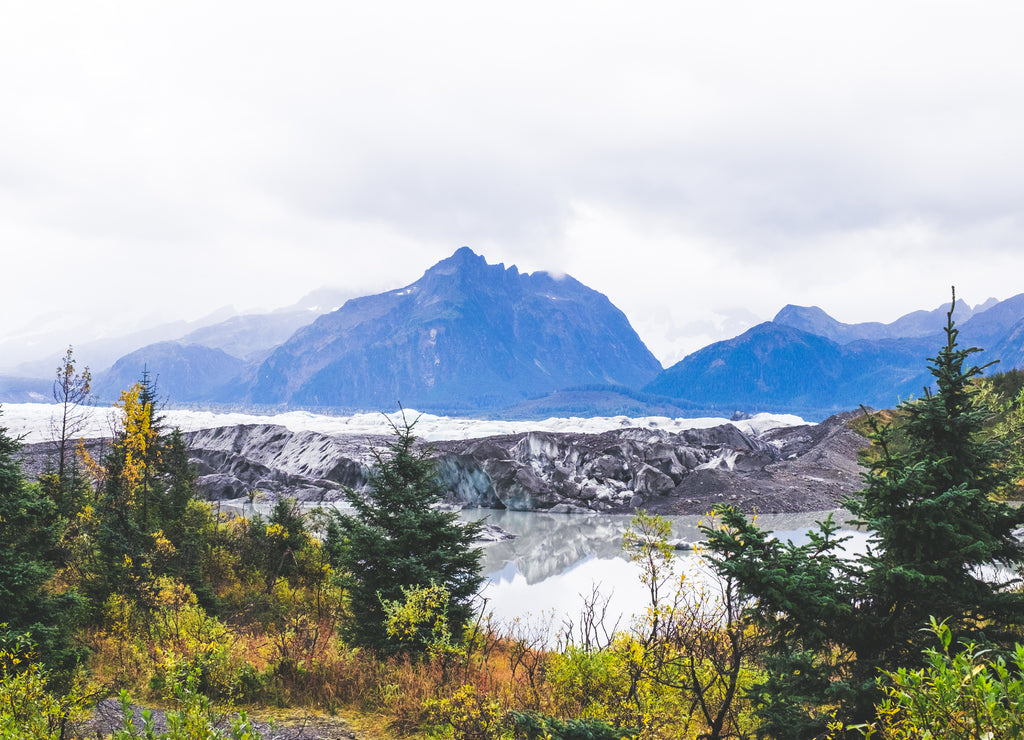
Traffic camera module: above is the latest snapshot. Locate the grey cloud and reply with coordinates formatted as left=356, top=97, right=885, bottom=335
left=4, top=0, right=1024, bottom=361
left=265, top=150, right=571, bottom=250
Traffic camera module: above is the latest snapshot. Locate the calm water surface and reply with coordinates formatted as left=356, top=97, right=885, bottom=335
left=221, top=499, right=865, bottom=637
left=460, top=509, right=868, bottom=635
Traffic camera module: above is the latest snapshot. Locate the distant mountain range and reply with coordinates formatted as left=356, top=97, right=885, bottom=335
left=644, top=295, right=1024, bottom=419
left=5, top=247, right=1024, bottom=421
left=2, top=286, right=354, bottom=403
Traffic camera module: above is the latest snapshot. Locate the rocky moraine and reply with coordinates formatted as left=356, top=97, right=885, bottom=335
left=20, top=412, right=867, bottom=516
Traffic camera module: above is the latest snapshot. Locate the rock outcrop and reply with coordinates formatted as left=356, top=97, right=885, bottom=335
left=431, top=412, right=865, bottom=514
left=181, top=424, right=387, bottom=503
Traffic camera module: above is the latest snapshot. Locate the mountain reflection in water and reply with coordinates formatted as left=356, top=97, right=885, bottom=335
left=219, top=499, right=863, bottom=635
left=461, top=509, right=866, bottom=632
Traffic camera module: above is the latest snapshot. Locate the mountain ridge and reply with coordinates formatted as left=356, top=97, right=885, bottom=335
left=772, top=298, right=997, bottom=344
left=249, top=247, right=664, bottom=411
left=6, top=246, right=1024, bottom=421
left=644, top=293, right=1023, bottom=420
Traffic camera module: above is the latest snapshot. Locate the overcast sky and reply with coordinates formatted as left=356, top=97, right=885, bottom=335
left=4, top=1, right=1024, bottom=369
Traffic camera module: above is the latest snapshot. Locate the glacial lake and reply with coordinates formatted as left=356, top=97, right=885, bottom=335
left=460, top=509, right=868, bottom=640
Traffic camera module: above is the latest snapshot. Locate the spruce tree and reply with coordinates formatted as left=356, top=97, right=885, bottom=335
left=327, top=413, right=483, bottom=653
left=0, top=408, right=85, bottom=681
left=846, top=293, right=1024, bottom=673
left=701, top=292, right=1024, bottom=736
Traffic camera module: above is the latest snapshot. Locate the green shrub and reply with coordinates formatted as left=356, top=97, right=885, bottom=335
left=854, top=619, right=1024, bottom=739
left=0, top=641, right=92, bottom=740
left=511, top=710, right=638, bottom=740
left=425, top=683, right=505, bottom=740
left=382, top=581, right=458, bottom=660
left=548, top=646, right=630, bottom=721
left=113, top=666, right=264, bottom=740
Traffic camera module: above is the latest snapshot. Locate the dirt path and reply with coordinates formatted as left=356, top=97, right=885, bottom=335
left=81, top=698, right=392, bottom=739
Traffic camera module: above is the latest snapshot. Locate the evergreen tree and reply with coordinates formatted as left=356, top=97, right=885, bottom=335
left=327, top=413, right=483, bottom=653
left=240, top=497, right=309, bottom=592
left=158, top=428, right=196, bottom=526
left=152, top=428, right=213, bottom=606
left=0, top=408, right=85, bottom=681
left=846, top=292, right=1024, bottom=674
left=702, top=508, right=862, bottom=737
left=701, top=292, right=1024, bottom=736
